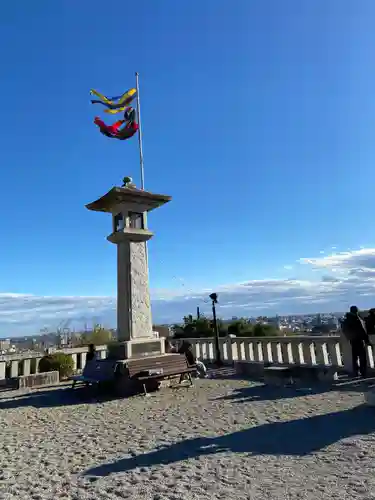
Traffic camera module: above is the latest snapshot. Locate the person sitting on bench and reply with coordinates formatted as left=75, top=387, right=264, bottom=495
left=86, top=344, right=97, bottom=363
left=178, top=341, right=207, bottom=378
left=165, top=340, right=177, bottom=353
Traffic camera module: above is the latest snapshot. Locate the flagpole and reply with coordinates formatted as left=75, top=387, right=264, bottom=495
left=135, top=72, right=149, bottom=265
left=135, top=72, right=145, bottom=191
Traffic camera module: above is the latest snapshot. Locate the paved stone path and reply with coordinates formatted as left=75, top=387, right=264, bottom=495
left=0, top=374, right=374, bottom=499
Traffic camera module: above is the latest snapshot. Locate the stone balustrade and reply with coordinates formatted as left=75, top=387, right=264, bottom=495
left=0, top=345, right=108, bottom=384
left=187, top=334, right=375, bottom=373
left=188, top=335, right=345, bottom=368
left=0, top=335, right=374, bottom=384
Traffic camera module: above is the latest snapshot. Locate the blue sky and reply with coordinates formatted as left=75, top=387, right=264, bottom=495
left=2, top=0, right=375, bottom=335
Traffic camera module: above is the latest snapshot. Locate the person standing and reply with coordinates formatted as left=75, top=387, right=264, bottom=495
left=86, top=343, right=97, bottom=362
left=365, top=308, right=375, bottom=336
left=342, top=306, right=371, bottom=377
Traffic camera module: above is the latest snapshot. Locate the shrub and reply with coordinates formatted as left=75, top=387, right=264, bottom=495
left=39, top=353, right=74, bottom=379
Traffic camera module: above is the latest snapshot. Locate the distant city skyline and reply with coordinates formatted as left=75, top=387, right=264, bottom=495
left=1, top=245, right=375, bottom=335
left=2, top=2, right=375, bottom=335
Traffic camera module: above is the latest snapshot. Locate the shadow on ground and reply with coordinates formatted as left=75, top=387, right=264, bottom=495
left=84, top=404, right=375, bottom=477
left=212, top=376, right=375, bottom=404
left=2, top=368, right=375, bottom=409
left=0, top=386, right=117, bottom=409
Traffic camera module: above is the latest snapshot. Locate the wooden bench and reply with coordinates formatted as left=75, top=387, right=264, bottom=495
left=70, top=360, right=118, bottom=389
left=126, top=354, right=196, bottom=395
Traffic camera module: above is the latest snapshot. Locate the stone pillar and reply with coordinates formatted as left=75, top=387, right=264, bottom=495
left=107, top=237, right=164, bottom=360
left=23, top=359, right=31, bottom=377
left=86, top=181, right=171, bottom=361
left=10, top=360, right=19, bottom=378
left=340, top=333, right=353, bottom=373
left=280, top=341, right=290, bottom=364
left=117, top=241, right=152, bottom=341
left=226, top=338, right=233, bottom=364
left=98, top=349, right=107, bottom=360
left=117, top=241, right=131, bottom=342
left=0, top=361, right=6, bottom=382
left=270, top=342, right=279, bottom=364
left=71, top=353, right=78, bottom=371
left=129, top=241, right=153, bottom=339
left=35, top=358, right=42, bottom=373
left=301, top=341, right=313, bottom=366
left=290, top=340, right=301, bottom=365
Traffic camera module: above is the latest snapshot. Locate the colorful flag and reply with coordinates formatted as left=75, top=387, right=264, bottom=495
left=90, top=88, right=137, bottom=114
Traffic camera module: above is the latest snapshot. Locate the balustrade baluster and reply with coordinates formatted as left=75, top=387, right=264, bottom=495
left=22, top=359, right=31, bottom=377
left=327, top=339, right=343, bottom=367
left=270, top=342, right=280, bottom=364
left=301, top=341, right=313, bottom=366
left=243, top=340, right=252, bottom=361
left=69, top=353, right=77, bottom=371
left=290, top=340, right=302, bottom=365
left=262, top=341, right=272, bottom=363
left=226, top=338, right=234, bottom=364
left=251, top=341, right=261, bottom=362
left=279, top=341, right=290, bottom=364
left=10, top=360, right=19, bottom=378
left=0, top=361, right=5, bottom=382
left=313, top=341, right=327, bottom=366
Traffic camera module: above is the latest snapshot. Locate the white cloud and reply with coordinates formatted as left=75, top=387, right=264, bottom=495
left=2, top=247, right=375, bottom=336
left=299, top=248, right=375, bottom=274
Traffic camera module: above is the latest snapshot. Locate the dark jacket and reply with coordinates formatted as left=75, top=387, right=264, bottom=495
left=86, top=348, right=96, bottom=361
left=342, top=313, right=370, bottom=343
left=365, top=314, right=375, bottom=336
left=178, top=341, right=196, bottom=366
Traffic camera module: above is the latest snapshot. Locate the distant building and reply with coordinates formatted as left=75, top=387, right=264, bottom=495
left=327, top=317, right=339, bottom=330
left=268, top=317, right=281, bottom=330
left=58, top=333, right=70, bottom=347
left=312, top=314, right=322, bottom=327
left=0, top=339, right=10, bottom=351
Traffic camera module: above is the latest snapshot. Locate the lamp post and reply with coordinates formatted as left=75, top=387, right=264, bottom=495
left=210, top=292, right=223, bottom=366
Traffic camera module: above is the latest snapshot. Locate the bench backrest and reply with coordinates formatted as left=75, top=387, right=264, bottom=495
left=127, top=354, right=190, bottom=378
left=82, top=359, right=117, bottom=381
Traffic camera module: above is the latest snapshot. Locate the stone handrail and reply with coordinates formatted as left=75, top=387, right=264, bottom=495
left=186, top=335, right=344, bottom=368
left=187, top=334, right=375, bottom=373
left=0, top=335, right=373, bottom=383
left=0, top=345, right=108, bottom=382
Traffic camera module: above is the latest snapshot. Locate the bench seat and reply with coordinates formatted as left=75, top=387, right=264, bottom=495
left=70, top=360, right=118, bottom=388
left=127, top=354, right=196, bottom=395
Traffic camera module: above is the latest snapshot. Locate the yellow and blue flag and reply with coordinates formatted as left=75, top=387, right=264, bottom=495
left=90, top=88, right=137, bottom=114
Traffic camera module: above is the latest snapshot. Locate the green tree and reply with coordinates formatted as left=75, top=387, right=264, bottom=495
left=39, top=353, right=74, bottom=379
left=176, top=314, right=283, bottom=339
left=81, top=324, right=114, bottom=345
left=217, top=319, right=228, bottom=336
left=227, top=320, right=280, bottom=337
left=194, top=317, right=213, bottom=336
left=228, top=318, right=253, bottom=335
left=252, top=323, right=279, bottom=337
left=173, top=315, right=215, bottom=338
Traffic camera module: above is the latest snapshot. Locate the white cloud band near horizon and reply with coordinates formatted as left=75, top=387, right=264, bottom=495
left=2, top=247, right=375, bottom=336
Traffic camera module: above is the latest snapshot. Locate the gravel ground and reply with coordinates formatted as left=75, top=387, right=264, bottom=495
left=0, top=372, right=375, bottom=500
